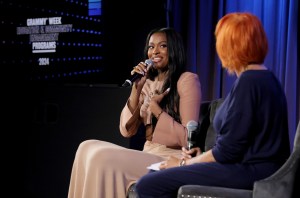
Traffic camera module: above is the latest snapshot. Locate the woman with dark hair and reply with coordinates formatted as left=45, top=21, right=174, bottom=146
left=67, top=27, right=202, bottom=198
left=134, top=12, right=290, bottom=198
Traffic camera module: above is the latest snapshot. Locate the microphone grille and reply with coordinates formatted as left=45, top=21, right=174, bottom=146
left=145, top=59, right=153, bottom=67
left=187, top=120, right=198, bottom=131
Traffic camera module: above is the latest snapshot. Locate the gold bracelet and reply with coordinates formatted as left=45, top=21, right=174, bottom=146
left=156, top=110, right=163, bottom=119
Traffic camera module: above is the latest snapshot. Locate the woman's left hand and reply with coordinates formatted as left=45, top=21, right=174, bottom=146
left=149, top=88, right=170, bottom=105
left=149, top=88, right=170, bottom=114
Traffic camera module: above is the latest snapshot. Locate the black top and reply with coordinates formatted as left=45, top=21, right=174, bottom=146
left=212, top=70, right=290, bottom=165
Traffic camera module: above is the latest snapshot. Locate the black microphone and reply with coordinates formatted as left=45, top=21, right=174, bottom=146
left=122, top=59, right=153, bottom=87
left=187, top=120, right=198, bottom=150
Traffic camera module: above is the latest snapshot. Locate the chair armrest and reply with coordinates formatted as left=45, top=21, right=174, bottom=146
left=253, top=149, right=300, bottom=198
left=177, top=185, right=252, bottom=198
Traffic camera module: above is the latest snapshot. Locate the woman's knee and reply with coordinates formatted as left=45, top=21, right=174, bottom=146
left=76, top=140, right=115, bottom=164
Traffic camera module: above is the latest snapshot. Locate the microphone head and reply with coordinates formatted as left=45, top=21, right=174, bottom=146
left=187, top=120, right=198, bottom=131
left=187, top=120, right=198, bottom=150
left=145, top=59, right=153, bottom=67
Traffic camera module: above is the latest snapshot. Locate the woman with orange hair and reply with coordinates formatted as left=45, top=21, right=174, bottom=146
left=134, top=12, right=290, bottom=198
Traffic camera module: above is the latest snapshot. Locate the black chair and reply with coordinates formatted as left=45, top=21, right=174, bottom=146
left=177, top=120, right=300, bottom=198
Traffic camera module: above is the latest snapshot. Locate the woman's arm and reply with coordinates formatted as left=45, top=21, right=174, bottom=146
left=159, top=148, right=216, bottom=169
left=152, top=72, right=202, bottom=147
left=119, top=69, right=147, bottom=138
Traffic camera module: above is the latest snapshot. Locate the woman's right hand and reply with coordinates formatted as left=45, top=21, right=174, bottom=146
left=131, top=61, right=149, bottom=90
left=128, top=61, right=149, bottom=111
left=181, top=147, right=202, bottom=159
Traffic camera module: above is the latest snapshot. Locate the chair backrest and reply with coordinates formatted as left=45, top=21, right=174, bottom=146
left=293, top=121, right=300, bottom=197
left=293, top=121, right=300, bottom=149
left=205, top=98, right=224, bottom=151
left=195, top=98, right=224, bottom=152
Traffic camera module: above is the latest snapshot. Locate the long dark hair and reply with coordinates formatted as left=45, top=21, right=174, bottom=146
left=143, top=27, right=187, bottom=123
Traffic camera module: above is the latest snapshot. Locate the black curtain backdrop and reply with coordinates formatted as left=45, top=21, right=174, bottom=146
left=167, top=0, right=298, bottom=149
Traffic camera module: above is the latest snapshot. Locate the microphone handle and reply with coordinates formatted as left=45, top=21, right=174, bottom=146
left=122, top=59, right=153, bottom=87
left=122, top=73, right=143, bottom=87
